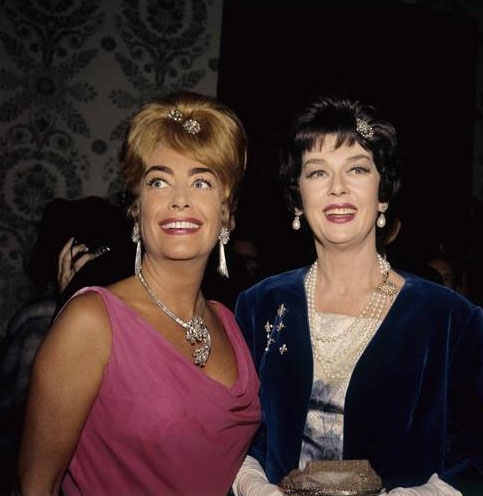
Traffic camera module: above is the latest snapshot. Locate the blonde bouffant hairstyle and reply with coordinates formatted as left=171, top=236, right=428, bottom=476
left=119, top=91, right=247, bottom=225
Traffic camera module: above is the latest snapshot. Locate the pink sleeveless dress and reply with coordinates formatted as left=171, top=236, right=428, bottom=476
left=61, top=287, right=261, bottom=496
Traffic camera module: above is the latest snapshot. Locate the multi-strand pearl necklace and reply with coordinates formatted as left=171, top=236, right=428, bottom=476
left=305, top=254, right=399, bottom=382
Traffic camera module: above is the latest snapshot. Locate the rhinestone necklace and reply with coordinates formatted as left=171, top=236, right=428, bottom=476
left=305, top=254, right=399, bottom=381
left=136, top=271, right=211, bottom=368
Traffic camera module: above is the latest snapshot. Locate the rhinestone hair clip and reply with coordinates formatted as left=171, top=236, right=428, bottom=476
left=356, top=118, right=374, bottom=139
left=167, top=108, right=201, bottom=135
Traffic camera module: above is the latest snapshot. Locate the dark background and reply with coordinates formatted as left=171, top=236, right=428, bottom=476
left=217, top=0, right=481, bottom=302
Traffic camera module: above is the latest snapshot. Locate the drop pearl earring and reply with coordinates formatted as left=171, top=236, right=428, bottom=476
left=376, top=212, right=386, bottom=228
left=292, top=208, right=302, bottom=231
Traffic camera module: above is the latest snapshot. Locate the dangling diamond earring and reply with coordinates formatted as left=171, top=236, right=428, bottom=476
left=131, top=222, right=142, bottom=274
left=218, top=227, right=230, bottom=278
left=292, top=208, right=303, bottom=231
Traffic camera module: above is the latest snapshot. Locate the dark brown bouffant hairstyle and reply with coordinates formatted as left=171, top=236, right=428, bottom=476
left=280, top=94, right=401, bottom=212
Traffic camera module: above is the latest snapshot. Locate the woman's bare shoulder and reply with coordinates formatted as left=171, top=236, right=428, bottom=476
left=57, top=289, right=109, bottom=325
left=45, top=290, right=112, bottom=363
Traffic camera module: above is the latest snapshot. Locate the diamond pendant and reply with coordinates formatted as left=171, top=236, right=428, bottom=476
left=186, top=317, right=208, bottom=343
left=186, top=317, right=212, bottom=367
left=193, top=341, right=211, bottom=367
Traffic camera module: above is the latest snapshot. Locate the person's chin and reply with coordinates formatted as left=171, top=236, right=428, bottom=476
left=163, top=249, right=209, bottom=263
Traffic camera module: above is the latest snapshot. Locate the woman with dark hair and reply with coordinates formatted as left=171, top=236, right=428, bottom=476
left=232, top=95, right=482, bottom=495
left=18, top=91, right=261, bottom=496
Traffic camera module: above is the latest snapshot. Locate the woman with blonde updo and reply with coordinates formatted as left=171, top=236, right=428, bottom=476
left=18, top=91, right=261, bottom=496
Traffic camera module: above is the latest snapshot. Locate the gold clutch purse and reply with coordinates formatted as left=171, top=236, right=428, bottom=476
left=278, top=459, right=384, bottom=496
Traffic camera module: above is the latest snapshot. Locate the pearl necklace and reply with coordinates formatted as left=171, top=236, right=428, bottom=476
left=137, top=271, right=212, bottom=368
left=305, top=254, right=399, bottom=381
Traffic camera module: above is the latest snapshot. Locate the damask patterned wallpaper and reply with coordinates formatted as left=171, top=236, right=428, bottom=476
left=0, top=0, right=223, bottom=335
left=0, top=0, right=481, bottom=335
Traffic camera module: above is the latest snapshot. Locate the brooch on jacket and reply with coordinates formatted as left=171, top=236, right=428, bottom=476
left=264, top=303, right=288, bottom=355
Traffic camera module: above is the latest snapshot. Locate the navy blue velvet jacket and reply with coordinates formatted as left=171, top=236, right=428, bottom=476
left=235, top=268, right=483, bottom=494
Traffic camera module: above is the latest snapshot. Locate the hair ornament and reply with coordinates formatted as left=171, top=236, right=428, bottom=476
left=167, top=108, right=201, bottom=135
left=183, top=118, right=201, bottom=135
left=356, top=118, right=374, bottom=139
left=167, top=108, right=183, bottom=122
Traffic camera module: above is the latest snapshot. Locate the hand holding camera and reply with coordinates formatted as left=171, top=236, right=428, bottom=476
left=57, top=237, right=110, bottom=293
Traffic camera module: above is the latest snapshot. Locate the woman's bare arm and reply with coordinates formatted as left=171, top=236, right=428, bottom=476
left=17, top=291, right=111, bottom=496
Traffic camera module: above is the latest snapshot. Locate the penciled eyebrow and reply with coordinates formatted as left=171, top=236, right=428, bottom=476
left=302, top=154, right=372, bottom=168
left=144, top=165, right=215, bottom=177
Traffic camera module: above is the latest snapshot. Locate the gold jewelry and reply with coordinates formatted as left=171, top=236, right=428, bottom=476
left=137, top=271, right=211, bottom=367
left=305, top=254, right=399, bottom=381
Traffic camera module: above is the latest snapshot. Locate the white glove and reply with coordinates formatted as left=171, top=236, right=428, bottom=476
left=232, top=455, right=285, bottom=496
left=386, top=474, right=462, bottom=496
